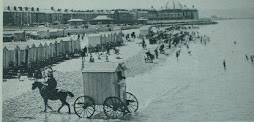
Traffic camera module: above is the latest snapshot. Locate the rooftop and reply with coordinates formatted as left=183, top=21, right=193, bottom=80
left=92, top=15, right=114, bottom=21
left=68, top=19, right=84, bottom=22
left=164, top=0, right=197, bottom=10
left=82, top=62, right=125, bottom=73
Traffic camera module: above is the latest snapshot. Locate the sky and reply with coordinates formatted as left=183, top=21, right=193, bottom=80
left=3, top=0, right=254, bottom=18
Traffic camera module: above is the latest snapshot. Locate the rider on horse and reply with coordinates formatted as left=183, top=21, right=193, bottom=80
left=45, top=68, right=57, bottom=95
left=46, top=74, right=57, bottom=90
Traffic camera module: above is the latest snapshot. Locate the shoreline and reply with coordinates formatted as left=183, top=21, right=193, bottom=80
left=147, top=19, right=218, bottom=25
left=124, top=44, right=177, bottom=78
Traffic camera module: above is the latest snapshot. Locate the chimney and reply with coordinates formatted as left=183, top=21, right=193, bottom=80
left=7, top=6, right=10, bottom=10
left=192, top=5, right=195, bottom=8
left=14, top=6, right=17, bottom=11
left=25, top=7, right=28, bottom=11
left=51, top=7, right=54, bottom=11
left=37, top=8, right=39, bottom=11
left=65, top=9, right=68, bottom=12
left=58, top=9, right=61, bottom=12
left=31, top=7, right=34, bottom=11
left=19, top=7, right=22, bottom=11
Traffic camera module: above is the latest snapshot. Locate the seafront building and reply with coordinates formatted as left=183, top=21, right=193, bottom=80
left=3, top=1, right=198, bottom=26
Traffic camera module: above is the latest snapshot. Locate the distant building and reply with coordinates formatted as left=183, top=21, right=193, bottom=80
left=67, top=19, right=83, bottom=27
left=113, top=10, right=135, bottom=24
left=132, top=1, right=198, bottom=21
left=3, top=1, right=198, bottom=26
left=3, top=6, right=115, bottom=26
left=68, top=19, right=84, bottom=25
left=132, top=9, right=150, bottom=20
left=3, top=6, right=47, bottom=26
left=147, top=1, right=199, bottom=20
left=91, top=15, right=114, bottom=25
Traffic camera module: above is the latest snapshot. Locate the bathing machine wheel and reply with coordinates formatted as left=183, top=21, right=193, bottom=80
left=126, top=92, right=139, bottom=112
left=74, top=96, right=96, bottom=118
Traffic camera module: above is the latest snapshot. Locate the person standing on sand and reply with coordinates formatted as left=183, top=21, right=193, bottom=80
left=89, top=53, right=94, bottom=62
left=154, top=48, right=158, bottom=59
left=82, top=47, right=87, bottom=62
left=246, top=54, right=249, bottom=61
left=223, top=60, right=226, bottom=71
left=142, top=38, right=146, bottom=49
left=176, top=51, right=179, bottom=61
left=106, top=54, right=109, bottom=62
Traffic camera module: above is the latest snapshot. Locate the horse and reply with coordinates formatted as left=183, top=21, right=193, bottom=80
left=32, top=81, right=74, bottom=114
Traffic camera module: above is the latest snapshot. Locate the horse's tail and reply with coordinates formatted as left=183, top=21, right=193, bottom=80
left=67, top=91, right=74, bottom=97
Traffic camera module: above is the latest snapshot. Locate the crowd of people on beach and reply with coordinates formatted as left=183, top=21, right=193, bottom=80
left=80, top=46, right=121, bottom=64
left=71, top=24, right=248, bottom=73
left=141, top=25, right=211, bottom=64
left=80, top=33, right=126, bottom=64
left=77, top=25, right=214, bottom=67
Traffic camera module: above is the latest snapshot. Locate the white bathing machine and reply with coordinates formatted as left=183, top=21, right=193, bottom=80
left=74, top=62, right=138, bottom=119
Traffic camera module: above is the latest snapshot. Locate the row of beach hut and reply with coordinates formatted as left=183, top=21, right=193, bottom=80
left=30, top=29, right=67, bottom=39
left=87, top=32, right=123, bottom=50
left=3, top=38, right=81, bottom=69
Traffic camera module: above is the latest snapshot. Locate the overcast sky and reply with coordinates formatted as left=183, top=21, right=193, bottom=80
left=3, top=0, right=254, bottom=18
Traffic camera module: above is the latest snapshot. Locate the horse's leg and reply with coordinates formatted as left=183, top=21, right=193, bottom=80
left=44, top=99, right=48, bottom=112
left=67, top=102, right=71, bottom=114
left=58, top=99, right=71, bottom=114
left=57, top=100, right=65, bottom=113
left=64, top=100, right=71, bottom=114
left=47, top=104, right=54, bottom=111
left=62, top=96, right=71, bottom=114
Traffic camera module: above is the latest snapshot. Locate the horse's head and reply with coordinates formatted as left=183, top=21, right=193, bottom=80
left=32, top=81, right=42, bottom=90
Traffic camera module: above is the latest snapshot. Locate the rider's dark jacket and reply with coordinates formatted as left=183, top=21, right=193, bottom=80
left=46, top=76, right=57, bottom=90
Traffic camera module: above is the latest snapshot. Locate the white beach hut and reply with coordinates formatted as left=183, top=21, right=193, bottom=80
left=82, top=62, right=127, bottom=104
left=3, top=46, right=10, bottom=68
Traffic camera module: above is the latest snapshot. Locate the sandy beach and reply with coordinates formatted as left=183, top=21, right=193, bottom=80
left=2, top=28, right=176, bottom=121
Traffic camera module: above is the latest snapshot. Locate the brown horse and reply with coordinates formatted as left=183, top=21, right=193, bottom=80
left=32, top=81, right=74, bottom=114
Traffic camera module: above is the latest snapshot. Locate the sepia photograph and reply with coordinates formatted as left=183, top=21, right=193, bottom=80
left=1, top=0, right=254, bottom=121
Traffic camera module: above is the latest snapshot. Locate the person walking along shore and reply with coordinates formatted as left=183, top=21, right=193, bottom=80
left=223, top=60, right=226, bottom=71
left=176, top=51, right=179, bottom=61
left=154, top=48, right=159, bottom=59
left=246, top=54, right=249, bottom=61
